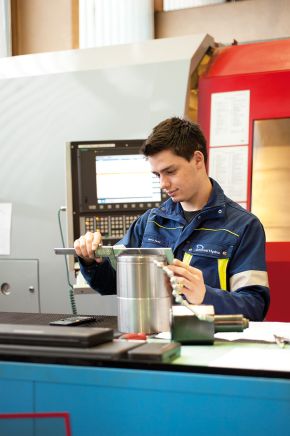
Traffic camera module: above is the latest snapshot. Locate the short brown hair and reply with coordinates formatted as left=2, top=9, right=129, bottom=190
left=140, top=117, right=207, bottom=164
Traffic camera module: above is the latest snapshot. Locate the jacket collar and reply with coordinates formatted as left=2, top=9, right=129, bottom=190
left=206, top=178, right=226, bottom=209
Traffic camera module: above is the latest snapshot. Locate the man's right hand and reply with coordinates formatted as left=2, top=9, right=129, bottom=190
left=74, top=230, right=103, bottom=264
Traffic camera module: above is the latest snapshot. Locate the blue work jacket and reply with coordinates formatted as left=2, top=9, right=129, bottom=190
left=80, top=179, right=270, bottom=321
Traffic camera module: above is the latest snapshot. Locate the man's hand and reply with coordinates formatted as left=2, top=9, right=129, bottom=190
left=74, top=230, right=103, bottom=264
left=167, top=258, right=206, bottom=304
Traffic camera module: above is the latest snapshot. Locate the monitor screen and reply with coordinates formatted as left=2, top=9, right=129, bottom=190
left=95, top=154, right=161, bottom=204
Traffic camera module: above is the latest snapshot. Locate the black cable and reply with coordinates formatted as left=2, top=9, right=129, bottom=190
left=57, top=208, right=77, bottom=315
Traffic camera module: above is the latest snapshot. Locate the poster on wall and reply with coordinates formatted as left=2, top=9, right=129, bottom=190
left=208, top=146, right=248, bottom=205
left=210, top=90, right=250, bottom=147
left=0, top=203, right=12, bottom=255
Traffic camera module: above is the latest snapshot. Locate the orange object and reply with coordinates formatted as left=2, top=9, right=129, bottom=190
left=120, top=333, right=147, bottom=340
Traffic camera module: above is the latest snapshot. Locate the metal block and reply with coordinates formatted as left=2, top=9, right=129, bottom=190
left=171, top=314, right=215, bottom=345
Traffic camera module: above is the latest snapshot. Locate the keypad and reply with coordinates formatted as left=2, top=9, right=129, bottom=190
left=83, top=214, right=139, bottom=241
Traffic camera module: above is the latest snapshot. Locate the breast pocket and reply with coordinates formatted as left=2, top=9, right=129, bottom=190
left=183, top=242, right=234, bottom=291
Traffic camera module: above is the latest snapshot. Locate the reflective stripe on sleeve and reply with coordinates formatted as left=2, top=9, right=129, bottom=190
left=230, top=270, right=269, bottom=291
left=218, top=258, right=229, bottom=291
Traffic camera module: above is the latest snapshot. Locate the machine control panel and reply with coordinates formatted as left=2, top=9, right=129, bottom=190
left=80, top=214, right=140, bottom=244
left=67, top=139, right=167, bottom=256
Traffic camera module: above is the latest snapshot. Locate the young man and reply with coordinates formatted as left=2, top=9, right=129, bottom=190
left=74, top=117, right=270, bottom=321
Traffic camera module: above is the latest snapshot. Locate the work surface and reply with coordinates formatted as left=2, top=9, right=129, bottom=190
left=0, top=312, right=289, bottom=377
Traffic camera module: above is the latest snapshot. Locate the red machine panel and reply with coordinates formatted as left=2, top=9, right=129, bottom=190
left=198, top=39, right=290, bottom=321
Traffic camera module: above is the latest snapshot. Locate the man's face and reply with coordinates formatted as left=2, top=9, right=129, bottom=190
left=148, top=149, right=203, bottom=205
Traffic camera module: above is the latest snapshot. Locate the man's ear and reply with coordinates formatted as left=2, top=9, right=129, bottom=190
left=193, top=150, right=204, bottom=166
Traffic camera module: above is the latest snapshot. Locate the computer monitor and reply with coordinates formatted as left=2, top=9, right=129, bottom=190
left=95, top=153, right=161, bottom=205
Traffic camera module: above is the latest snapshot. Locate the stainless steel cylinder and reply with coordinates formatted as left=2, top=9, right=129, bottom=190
left=117, top=251, right=171, bottom=333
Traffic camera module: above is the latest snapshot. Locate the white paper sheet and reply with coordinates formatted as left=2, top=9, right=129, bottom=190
left=0, top=203, right=12, bottom=255
left=210, top=90, right=250, bottom=146
left=215, top=321, right=290, bottom=343
left=209, top=347, right=290, bottom=371
left=208, top=145, right=248, bottom=202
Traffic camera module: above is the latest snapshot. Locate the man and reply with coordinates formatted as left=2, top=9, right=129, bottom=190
left=74, top=117, right=270, bottom=321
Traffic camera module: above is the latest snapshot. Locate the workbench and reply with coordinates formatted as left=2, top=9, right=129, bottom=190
left=0, top=312, right=289, bottom=436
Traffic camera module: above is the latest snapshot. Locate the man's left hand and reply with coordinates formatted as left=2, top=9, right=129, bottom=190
left=167, top=258, right=206, bottom=304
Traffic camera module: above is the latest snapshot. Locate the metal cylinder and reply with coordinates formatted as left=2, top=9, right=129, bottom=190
left=117, top=250, right=171, bottom=333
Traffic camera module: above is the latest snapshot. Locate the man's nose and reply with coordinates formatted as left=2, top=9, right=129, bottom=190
left=160, top=175, right=170, bottom=190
